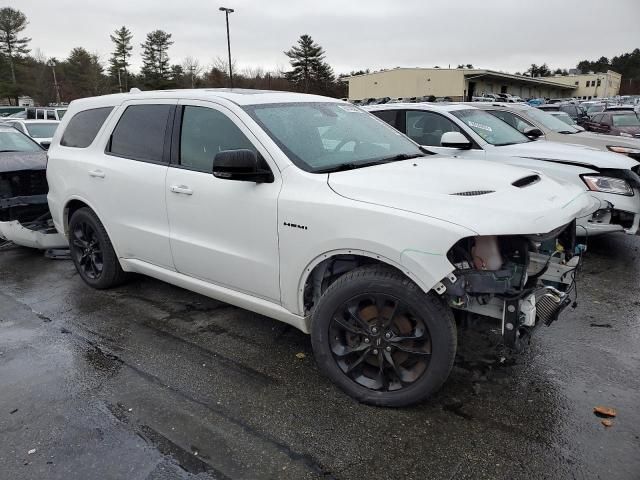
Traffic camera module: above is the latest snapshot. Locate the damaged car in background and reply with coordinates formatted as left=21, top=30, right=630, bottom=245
left=0, top=126, right=67, bottom=250
left=367, top=103, right=640, bottom=237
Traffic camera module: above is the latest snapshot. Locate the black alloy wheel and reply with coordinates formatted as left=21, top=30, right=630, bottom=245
left=71, top=220, right=104, bottom=280
left=329, top=293, right=432, bottom=392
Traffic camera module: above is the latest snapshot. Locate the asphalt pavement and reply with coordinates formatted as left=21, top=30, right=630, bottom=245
left=1, top=233, right=639, bottom=479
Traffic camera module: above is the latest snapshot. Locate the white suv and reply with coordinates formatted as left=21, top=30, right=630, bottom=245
left=47, top=89, right=590, bottom=406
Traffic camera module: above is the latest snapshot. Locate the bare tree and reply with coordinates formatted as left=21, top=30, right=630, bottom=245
left=182, top=56, right=203, bottom=88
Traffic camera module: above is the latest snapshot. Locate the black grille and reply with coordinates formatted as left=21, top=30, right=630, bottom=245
left=0, top=169, right=48, bottom=199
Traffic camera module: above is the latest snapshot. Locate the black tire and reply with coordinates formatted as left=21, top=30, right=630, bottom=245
left=311, top=265, right=456, bottom=407
left=68, top=207, right=128, bottom=289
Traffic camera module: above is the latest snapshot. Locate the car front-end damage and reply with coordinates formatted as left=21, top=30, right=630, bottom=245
left=0, top=152, right=67, bottom=249
left=435, top=221, right=581, bottom=350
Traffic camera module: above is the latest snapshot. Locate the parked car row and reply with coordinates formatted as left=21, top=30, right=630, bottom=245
left=2, top=88, right=637, bottom=407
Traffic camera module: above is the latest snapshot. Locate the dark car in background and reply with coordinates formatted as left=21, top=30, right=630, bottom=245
left=584, top=111, right=640, bottom=138
left=537, top=103, right=589, bottom=125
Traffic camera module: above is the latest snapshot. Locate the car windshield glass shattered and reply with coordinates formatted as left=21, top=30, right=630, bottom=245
left=25, top=123, right=58, bottom=138
left=243, top=102, right=425, bottom=172
left=526, top=107, right=580, bottom=133
left=0, top=130, right=42, bottom=152
left=451, top=109, right=531, bottom=146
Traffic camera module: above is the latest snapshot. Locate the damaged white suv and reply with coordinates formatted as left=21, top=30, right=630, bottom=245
left=47, top=90, right=591, bottom=406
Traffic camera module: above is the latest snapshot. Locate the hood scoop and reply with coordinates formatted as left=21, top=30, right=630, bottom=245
left=512, top=174, right=540, bottom=188
left=451, top=190, right=495, bottom=196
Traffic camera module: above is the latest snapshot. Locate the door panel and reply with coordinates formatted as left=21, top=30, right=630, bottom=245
left=88, top=100, right=176, bottom=269
left=166, top=102, right=281, bottom=302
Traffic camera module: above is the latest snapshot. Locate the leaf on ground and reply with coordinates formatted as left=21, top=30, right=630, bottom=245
left=295, top=352, right=306, bottom=359
left=601, top=419, right=613, bottom=427
left=593, top=406, right=617, bottom=417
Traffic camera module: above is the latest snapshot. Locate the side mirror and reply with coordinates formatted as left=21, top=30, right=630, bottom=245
left=212, top=149, right=274, bottom=183
left=440, top=131, right=472, bottom=149
left=523, top=127, right=543, bottom=139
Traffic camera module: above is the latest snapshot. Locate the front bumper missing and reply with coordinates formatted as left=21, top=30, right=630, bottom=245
left=0, top=220, right=67, bottom=250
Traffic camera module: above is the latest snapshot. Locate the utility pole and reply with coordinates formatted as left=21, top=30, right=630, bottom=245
left=219, top=7, right=234, bottom=88
left=47, top=59, right=62, bottom=105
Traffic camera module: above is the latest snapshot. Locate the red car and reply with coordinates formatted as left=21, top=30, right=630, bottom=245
left=584, top=111, right=640, bottom=138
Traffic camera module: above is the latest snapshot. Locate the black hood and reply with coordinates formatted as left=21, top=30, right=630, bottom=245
left=0, top=151, right=47, bottom=173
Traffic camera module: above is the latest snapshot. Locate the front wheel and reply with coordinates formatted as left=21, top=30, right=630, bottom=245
left=311, top=265, right=457, bottom=407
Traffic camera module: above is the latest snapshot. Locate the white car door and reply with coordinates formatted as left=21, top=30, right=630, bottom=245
left=165, top=101, right=281, bottom=302
left=86, top=100, right=176, bottom=269
left=401, top=109, right=486, bottom=161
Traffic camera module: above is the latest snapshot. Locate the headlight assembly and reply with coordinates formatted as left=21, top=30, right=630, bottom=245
left=607, top=145, right=640, bottom=155
left=582, top=175, right=634, bottom=196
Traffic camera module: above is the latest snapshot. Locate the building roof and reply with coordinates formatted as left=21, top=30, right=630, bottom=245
left=345, top=67, right=575, bottom=89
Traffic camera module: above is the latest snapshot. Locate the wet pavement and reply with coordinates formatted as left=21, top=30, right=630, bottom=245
left=1, top=233, right=639, bottom=480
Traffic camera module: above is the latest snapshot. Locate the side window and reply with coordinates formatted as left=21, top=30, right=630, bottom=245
left=488, top=110, right=532, bottom=132
left=591, top=114, right=603, bottom=123
left=405, top=110, right=461, bottom=146
left=36, top=109, right=45, bottom=119
left=46, top=110, right=56, bottom=120
left=179, top=106, right=257, bottom=173
left=371, top=110, right=399, bottom=129
left=108, top=104, right=172, bottom=162
left=601, top=114, right=612, bottom=126
left=61, top=107, right=114, bottom=148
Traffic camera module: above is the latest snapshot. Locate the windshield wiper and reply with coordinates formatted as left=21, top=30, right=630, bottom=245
left=0, top=150, right=21, bottom=153
left=557, top=130, right=577, bottom=134
left=315, top=153, right=427, bottom=174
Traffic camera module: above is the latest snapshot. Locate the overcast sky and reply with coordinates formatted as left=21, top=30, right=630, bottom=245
left=9, top=0, right=640, bottom=75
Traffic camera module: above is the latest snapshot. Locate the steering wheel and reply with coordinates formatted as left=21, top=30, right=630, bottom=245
left=333, top=138, right=359, bottom=152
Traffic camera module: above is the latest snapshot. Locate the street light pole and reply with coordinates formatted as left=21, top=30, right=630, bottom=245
left=219, top=6, right=234, bottom=88
left=47, top=59, right=62, bottom=105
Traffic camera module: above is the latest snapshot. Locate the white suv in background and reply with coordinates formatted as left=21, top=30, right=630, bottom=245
left=47, top=90, right=590, bottom=407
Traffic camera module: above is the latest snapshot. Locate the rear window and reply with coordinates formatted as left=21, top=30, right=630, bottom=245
left=61, top=107, right=113, bottom=148
left=26, top=122, right=58, bottom=138
left=107, top=104, right=172, bottom=163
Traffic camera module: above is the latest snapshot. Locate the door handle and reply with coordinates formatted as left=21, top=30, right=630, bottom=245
left=170, top=185, right=193, bottom=195
left=88, top=169, right=105, bottom=178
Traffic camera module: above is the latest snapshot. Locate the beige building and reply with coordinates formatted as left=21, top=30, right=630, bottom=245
left=547, top=70, right=621, bottom=100
left=345, top=67, right=621, bottom=101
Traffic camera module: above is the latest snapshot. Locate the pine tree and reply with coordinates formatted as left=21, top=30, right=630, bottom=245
left=0, top=7, right=31, bottom=86
left=140, top=30, right=173, bottom=89
left=284, top=34, right=334, bottom=94
left=109, top=26, right=133, bottom=91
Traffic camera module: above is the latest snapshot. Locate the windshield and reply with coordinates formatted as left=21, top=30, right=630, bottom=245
left=612, top=114, right=640, bottom=127
left=25, top=122, right=58, bottom=138
left=552, top=112, right=577, bottom=126
left=587, top=105, right=605, bottom=114
left=243, top=102, right=424, bottom=172
left=451, top=109, right=530, bottom=146
left=0, top=130, right=43, bottom=152
left=524, top=107, right=580, bottom=133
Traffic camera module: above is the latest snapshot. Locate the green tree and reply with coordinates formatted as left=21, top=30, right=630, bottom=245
left=64, top=47, right=105, bottom=100
left=0, top=6, right=30, bottom=100
left=284, top=34, right=334, bottom=94
left=109, top=26, right=133, bottom=91
left=140, top=29, right=173, bottom=89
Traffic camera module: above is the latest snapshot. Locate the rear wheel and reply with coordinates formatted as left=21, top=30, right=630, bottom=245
left=68, top=207, right=128, bottom=289
left=311, top=265, right=456, bottom=407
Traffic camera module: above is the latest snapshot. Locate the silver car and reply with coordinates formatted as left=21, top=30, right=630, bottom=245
left=467, top=102, right=640, bottom=161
